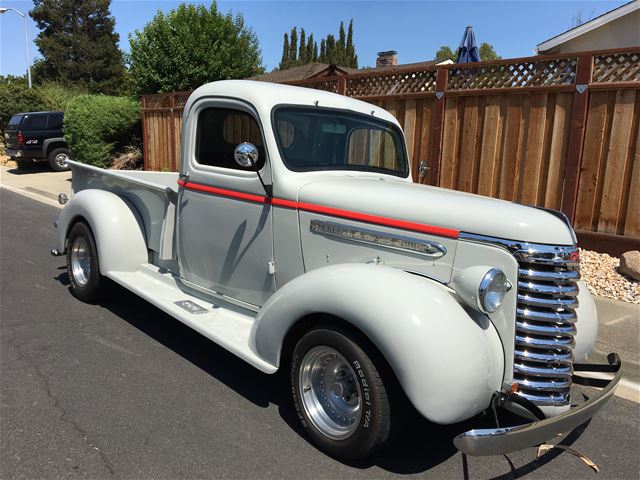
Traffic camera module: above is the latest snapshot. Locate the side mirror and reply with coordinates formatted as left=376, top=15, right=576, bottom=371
left=234, top=142, right=259, bottom=168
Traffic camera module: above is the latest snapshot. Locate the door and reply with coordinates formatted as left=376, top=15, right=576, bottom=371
left=176, top=99, right=275, bottom=307
left=20, top=114, right=49, bottom=157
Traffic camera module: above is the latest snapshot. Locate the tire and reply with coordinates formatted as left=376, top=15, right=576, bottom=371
left=66, top=221, right=104, bottom=303
left=48, top=147, right=71, bottom=172
left=291, top=328, right=401, bottom=460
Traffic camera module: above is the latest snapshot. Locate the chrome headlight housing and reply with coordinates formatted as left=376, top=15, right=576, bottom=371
left=478, top=268, right=511, bottom=313
left=452, top=266, right=512, bottom=314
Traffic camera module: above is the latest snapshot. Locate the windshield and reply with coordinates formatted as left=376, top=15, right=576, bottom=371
left=273, top=107, right=409, bottom=177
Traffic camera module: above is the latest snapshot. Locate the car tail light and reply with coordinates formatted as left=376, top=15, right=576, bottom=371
left=17, top=131, right=24, bottom=147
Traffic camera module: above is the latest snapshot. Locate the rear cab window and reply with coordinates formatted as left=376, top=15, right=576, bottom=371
left=6, top=115, right=23, bottom=130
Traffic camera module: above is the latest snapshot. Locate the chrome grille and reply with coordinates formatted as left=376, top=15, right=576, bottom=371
left=511, top=244, right=580, bottom=406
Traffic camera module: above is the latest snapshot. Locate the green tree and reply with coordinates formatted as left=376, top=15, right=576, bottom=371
left=128, top=2, right=263, bottom=96
left=346, top=20, right=357, bottom=68
left=280, top=33, right=291, bottom=69
left=479, top=43, right=501, bottom=61
left=298, top=28, right=307, bottom=64
left=289, top=27, right=298, bottom=66
left=277, top=20, right=357, bottom=70
left=30, top=0, right=124, bottom=94
left=435, top=46, right=457, bottom=63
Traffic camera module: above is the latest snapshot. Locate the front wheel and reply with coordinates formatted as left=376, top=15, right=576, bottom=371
left=48, top=147, right=71, bottom=172
left=291, top=328, right=400, bottom=460
left=66, top=221, right=104, bottom=303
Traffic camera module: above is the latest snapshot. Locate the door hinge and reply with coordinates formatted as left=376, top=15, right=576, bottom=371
left=268, top=261, right=276, bottom=275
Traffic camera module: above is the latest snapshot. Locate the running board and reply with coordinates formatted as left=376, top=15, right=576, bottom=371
left=107, top=265, right=277, bottom=373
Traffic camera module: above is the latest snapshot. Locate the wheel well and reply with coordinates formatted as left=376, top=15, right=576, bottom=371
left=65, top=216, right=90, bottom=247
left=280, top=313, right=408, bottom=402
left=46, top=142, right=67, bottom=156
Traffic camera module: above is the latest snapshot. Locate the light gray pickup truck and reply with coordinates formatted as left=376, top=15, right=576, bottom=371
left=52, top=80, right=621, bottom=460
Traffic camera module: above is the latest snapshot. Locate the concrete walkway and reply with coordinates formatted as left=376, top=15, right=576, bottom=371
left=1, top=164, right=638, bottom=402
left=0, top=164, right=71, bottom=208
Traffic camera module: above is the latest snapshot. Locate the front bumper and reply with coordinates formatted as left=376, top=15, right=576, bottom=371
left=454, top=353, right=622, bottom=456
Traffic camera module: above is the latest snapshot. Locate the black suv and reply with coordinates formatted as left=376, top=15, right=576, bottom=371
left=4, top=111, right=71, bottom=171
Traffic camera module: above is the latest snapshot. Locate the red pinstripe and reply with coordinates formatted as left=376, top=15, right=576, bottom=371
left=177, top=179, right=460, bottom=239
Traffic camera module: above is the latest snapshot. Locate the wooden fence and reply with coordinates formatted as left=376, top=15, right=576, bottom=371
left=141, top=47, right=640, bottom=254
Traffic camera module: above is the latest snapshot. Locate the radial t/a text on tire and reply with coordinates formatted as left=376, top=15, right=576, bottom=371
left=291, top=327, right=402, bottom=460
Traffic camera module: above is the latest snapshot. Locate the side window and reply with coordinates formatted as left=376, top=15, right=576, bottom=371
left=47, top=114, right=63, bottom=130
left=22, top=115, right=47, bottom=130
left=195, top=107, right=265, bottom=170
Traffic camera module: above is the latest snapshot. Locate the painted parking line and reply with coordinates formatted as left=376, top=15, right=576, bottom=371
left=0, top=182, right=62, bottom=209
left=604, top=315, right=634, bottom=326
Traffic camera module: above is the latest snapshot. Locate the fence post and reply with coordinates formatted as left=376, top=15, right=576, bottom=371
left=141, top=96, right=150, bottom=171
left=426, top=67, right=448, bottom=185
left=560, top=53, right=593, bottom=222
left=338, top=77, right=347, bottom=95
left=169, top=93, right=177, bottom=171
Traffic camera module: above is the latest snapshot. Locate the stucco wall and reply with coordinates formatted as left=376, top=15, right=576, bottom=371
left=543, top=9, right=640, bottom=53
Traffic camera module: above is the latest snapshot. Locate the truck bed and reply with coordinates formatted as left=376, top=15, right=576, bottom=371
left=68, top=160, right=178, bottom=257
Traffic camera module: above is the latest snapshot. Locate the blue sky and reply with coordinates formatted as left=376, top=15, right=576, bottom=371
left=0, top=0, right=629, bottom=77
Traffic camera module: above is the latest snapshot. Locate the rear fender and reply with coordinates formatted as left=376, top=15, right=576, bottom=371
left=252, top=264, right=504, bottom=424
left=55, top=189, right=148, bottom=273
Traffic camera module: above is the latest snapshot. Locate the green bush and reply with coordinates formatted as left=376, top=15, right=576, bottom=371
left=0, top=76, right=45, bottom=136
left=64, top=94, right=140, bottom=168
left=37, top=81, right=86, bottom=111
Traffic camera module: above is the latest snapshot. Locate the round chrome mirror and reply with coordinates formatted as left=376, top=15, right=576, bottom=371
left=234, top=142, right=259, bottom=168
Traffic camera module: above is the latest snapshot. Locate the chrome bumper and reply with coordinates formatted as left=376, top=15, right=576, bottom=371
left=454, top=353, right=622, bottom=456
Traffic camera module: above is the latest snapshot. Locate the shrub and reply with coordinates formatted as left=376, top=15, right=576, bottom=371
left=37, top=81, right=86, bottom=111
left=64, top=94, right=140, bottom=168
left=0, top=76, right=45, bottom=136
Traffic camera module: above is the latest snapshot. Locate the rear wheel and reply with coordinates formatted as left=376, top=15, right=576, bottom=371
left=66, top=222, right=104, bottom=302
left=48, top=147, right=71, bottom=172
left=291, top=328, right=401, bottom=460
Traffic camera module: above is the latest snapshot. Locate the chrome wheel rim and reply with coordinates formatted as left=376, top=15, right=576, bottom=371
left=298, top=346, right=362, bottom=440
left=55, top=153, right=69, bottom=168
left=70, top=237, right=91, bottom=286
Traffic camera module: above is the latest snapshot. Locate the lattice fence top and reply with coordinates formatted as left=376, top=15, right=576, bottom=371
left=447, top=58, right=578, bottom=90
left=345, top=69, right=438, bottom=97
left=296, top=78, right=339, bottom=93
left=593, top=51, right=640, bottom=83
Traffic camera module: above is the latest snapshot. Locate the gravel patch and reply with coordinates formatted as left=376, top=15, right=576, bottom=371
left=580, top=249, right=640, bottom=304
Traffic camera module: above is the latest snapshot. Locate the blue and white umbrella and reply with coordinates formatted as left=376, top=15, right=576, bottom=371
left=457, top=26, right=480, bottom=63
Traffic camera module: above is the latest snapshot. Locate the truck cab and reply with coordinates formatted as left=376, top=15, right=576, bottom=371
left=53, top=80, right=621, bottom=460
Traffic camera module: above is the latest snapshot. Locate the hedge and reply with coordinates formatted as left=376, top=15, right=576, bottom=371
left=64, top=94, right=140, bottom=168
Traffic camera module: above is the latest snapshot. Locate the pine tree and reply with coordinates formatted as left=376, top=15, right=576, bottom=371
left=277, top=20, right=357, bottom=70
left=30, top=0, right=124, bottom=94
left=298, top=28, right=307, bottom=64
left=337, top=22, right=346, bottom=66
left=289, top=28, right=298, bottom=66
left=280, top=33, right=290, bottom=69
left=346, top=20, right=357, bottom=68
left=306, top=34, right=315, bottom=62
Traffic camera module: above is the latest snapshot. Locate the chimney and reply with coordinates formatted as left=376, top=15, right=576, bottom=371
left=376, top=50, right=398, bottom=68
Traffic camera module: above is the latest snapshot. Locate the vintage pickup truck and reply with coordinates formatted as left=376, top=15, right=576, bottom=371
left=52, top=80, right=621, bottom=460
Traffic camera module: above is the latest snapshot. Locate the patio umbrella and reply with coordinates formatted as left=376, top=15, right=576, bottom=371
left=457, top=26, right=480, bottom=63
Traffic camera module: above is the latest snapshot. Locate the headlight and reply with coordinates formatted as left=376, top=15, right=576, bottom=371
left=478, top=268, right=512, bottom=313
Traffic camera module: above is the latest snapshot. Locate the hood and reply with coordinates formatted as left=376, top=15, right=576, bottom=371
left=297, top=177, right=575, bottom=245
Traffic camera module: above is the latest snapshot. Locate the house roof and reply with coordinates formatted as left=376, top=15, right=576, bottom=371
left=536, top=0, right=639, bottom=53
left=252, top=59, right=440, bottom=83
left=250, top=63, right=358, bottom=82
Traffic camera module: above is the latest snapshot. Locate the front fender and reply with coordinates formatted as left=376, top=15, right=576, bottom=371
left=55, top=189, right=148, bottom=273
left=252, top=264, right=504, bottom=424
